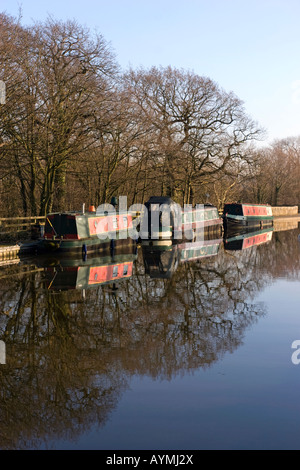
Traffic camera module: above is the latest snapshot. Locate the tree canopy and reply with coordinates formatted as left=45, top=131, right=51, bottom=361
left=0, top=12, right=299, bottom=217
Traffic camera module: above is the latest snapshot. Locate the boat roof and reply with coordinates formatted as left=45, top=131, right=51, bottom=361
left=224, top=202, right=271, bottom=207
left=145, top=197, right=218, bottom=209
left=46, top=210, right=125, bottom=217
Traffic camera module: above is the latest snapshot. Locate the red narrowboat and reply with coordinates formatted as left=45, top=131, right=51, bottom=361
left=223, top=203, right=273, bottom=231
left=38, top=205, right=134, bottom=255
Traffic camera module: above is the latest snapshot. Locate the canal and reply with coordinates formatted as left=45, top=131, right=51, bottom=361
left=0, top=225, right=300, bottom=450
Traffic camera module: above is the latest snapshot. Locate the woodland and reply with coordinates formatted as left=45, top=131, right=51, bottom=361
left=0, top=12, right=299, bottom=217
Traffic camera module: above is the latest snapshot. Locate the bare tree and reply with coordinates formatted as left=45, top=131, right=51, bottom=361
left=244, top=137, right=300, bottom=206
left=35, top=17, right=119, bottom=214
left=0, top=14, right=118, bottom=216
left=122, top=66, right=263, bottom=205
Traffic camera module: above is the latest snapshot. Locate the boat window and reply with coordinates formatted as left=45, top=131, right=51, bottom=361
left=123, top=264, right=128, bottom=275
left=45, top=214, right=77, bottom=236
left=61, top=215, right=77, bottom=235
left=224, top=204, right=243, bottom=216
left=195, top=210, right=204, bottom=222
left=113, top=265, right=118, bottom=277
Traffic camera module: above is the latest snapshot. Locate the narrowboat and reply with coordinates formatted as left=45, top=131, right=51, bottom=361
left=140, top=196, right=222, bottom=243
left=38, top=205, right=134, bottom=255
left=223, top=203, right=273, bottom=231
left=223, top=227, right=273, bottom=251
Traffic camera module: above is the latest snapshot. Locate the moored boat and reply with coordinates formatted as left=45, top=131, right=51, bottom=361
left=223, top=203, right=273, bottom=231
left=140, top=196, right=222, bottom=242
left=38, top=205, right=134, bottom=255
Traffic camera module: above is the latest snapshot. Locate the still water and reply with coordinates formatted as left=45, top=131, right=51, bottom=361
left=0, top=225, right=300, bottom=450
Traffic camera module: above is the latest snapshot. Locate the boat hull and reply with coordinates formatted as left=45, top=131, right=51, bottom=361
left=37, top=234, right=135, bottom=256
left=223, top=214, right=274, bottom=231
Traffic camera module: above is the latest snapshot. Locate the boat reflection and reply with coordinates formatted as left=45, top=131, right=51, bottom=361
left=1, top=228, right=299, bottom=449
left=142, top=234, right=222, bottom=279
left=223, top=227, right=274, bottom=251
left=39, top=239, right=138, bottom=291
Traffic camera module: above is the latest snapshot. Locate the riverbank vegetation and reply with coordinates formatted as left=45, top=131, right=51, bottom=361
left=0, top=12, right=299, bottom=217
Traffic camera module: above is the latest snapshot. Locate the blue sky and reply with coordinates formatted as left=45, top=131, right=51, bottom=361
left=1, top=0, right=300, bottom=144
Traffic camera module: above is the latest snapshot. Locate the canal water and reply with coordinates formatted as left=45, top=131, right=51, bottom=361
left=0, top=225, right=300, bottom=450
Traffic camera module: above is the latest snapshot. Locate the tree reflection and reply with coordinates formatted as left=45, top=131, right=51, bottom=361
left=0, top=227, right=299, bottom=449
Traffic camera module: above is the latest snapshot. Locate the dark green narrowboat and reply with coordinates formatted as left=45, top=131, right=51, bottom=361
left=141, top=196, right=222, bottom=243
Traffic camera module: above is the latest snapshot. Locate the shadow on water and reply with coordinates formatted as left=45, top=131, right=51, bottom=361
left=0, top=224, right=299, bottom=449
